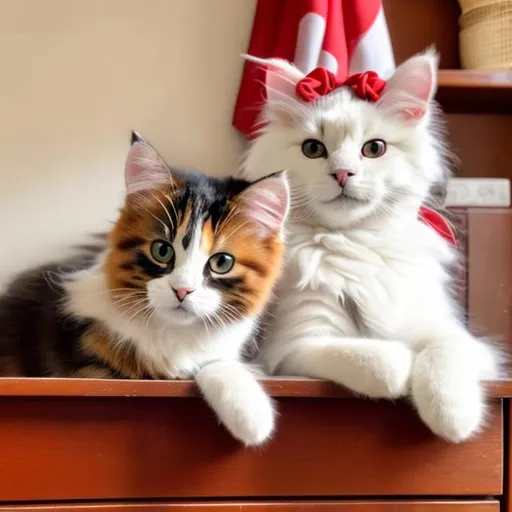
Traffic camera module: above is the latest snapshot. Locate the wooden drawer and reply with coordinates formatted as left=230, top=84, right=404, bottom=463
left=465, top=209, right=512, bottom=348
left=0, top=379, right=503, bottom=501
left=453, top=208, right=512, bottom=347
left=0, top=501, right=501, bottom=511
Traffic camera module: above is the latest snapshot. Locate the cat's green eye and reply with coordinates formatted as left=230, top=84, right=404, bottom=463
left=362, top=139, right=387, bottom=158
left=208, top=253, right=235, bottom=275
left=302, top=139, right=327, bottom=159
left=150, top=240, right=174, bottom=264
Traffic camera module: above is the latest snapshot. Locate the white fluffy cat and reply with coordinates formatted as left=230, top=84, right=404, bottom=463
left=240, top=50, right=501, bottom=442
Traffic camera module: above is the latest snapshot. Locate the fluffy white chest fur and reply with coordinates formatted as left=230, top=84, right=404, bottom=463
left=273, top=218, right=454, bottom=345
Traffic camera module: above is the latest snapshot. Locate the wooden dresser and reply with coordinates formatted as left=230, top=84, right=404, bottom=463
left=0, top=376, right=508, bottom=511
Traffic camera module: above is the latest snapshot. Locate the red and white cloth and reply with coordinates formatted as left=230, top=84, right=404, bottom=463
left=233, top=0, right=396, bottom=138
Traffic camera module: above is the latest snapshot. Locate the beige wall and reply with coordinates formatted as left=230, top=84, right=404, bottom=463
left=0, top=0, right=256, bottom=283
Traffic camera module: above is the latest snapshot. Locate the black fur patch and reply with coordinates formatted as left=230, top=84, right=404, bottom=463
left=117, top=236, right=145, bottom=251
left=0, top=246, right=108, bottom=377
left=208, top=277, right=244, bottom=292
left=135, top=252, right=171, bottom=278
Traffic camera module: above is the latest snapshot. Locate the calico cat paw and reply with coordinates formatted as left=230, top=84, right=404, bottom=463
left=195, top=360, right=275, bottom=446
left=219, top=388, right=275, bottom=446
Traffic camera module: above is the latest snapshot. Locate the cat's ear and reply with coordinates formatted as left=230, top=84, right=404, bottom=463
left=243, top=54, right=305, bottom=103
left=377, top=49, right=438, bottom=124
left=125, top=132, right=172, bottom=194
left=130, top=130, right=147, bottom=146
left=238, top=171, right=290, bottom=236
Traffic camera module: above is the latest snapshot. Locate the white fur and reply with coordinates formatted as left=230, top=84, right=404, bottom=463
left=196, top=360, right=275, bottom=445
left=240, top=50, right=500, bottom=443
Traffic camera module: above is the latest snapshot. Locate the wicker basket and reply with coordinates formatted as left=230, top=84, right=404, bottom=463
left=459, top=0, right=504, bottom=13
left=458, top=0, right=512, bottom=69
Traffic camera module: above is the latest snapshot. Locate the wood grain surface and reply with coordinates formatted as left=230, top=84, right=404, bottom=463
left=0, top=396, right=502, bottom=501
left=0, top=501, right=500, bottom=511
left=0, top=377, right=508, bottom=398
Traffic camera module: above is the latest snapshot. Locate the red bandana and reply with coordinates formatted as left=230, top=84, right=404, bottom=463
left=296, top=68, right=387, bottom=103
left=418, top=206, right=457, bottom=247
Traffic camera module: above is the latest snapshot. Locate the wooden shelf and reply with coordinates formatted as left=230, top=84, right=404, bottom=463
left=0, top=377, right=509, bottom=399
left=437, top=69, right=512, bottom=114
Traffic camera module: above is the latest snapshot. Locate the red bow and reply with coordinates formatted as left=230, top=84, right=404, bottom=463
left=296, top=68, right=387, bottom=103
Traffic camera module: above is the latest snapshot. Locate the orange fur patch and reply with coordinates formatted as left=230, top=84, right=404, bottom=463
left=105, top=183, right=179, bottom=297
left=80, top=326, right=160, bottom=379
left=213, top=212, right=284, bottom=317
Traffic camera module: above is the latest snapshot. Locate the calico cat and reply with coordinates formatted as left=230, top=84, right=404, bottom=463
left=240, top=50, right=500, bottom=443
left=0, top=132, right=290, bottom=446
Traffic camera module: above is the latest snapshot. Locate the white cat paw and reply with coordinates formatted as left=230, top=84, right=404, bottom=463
left=412, top=354, right=484, bottom=443
left=195, top=361, right=275, bottom=446
left=220, top=390, right=275, bottom=447
left=415, top=383, right=483, bottom=443
left=360, top=342, right=413, bottom=399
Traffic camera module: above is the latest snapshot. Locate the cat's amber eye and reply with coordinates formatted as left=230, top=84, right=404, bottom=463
left=208, top=253, right=235, bottom=275
left=361, top=139, right=386, bottom=158
left=302, top=139, right=327, bottom=159
left=150, top=240, right=174, bottom=264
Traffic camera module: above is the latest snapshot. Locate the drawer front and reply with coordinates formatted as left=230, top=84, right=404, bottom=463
left=0, top=501, right=501, bottom=511
left=0, top=396, right=502, bottom=500
left=466, top=209, right=512, bottom=346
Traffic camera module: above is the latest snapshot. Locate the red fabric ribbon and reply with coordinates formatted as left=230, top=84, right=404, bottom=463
left=418, top=206, right=457, bottom=247
left=296, top=68, right=387, bottom=103
left=343, top=71, right=386, bottom=101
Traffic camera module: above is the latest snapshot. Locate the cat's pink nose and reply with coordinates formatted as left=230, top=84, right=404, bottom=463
left=333, top=168, right=356, bottom=188
left=173, top=288, right=193, bottom=302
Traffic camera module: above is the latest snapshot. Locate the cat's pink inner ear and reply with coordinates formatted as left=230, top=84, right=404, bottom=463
left=125, top=142, right=170, bottom=194
left=240, top=173, right=290, bottom=234
left=378, top=52, right=438, bottom=123
left=125, top=143, right=147, bottom=185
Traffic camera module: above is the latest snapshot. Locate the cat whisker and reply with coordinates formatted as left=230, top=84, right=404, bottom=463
left=125, top=303, right=153, bottom=324
left=143, top=305, right=158, bottom=332
left=216, top=204, right=242, bottom=233
left=162, top=194, right=179, bottom=227
left=114, top=297, right=150, bottom=320
left=219, top=219, right=252, bottom=241
left=151, top=192, right=175, bottom=232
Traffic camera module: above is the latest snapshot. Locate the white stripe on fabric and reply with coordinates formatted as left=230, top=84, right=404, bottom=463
left=348, top=5, right=396, bottom=79
left=293, top=12, right=326, bottom=74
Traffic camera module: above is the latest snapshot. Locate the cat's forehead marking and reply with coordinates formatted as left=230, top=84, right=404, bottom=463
left=201, top=218, right=215, bottom=254
left=177, top=184, right=222, bottom=252
left=180, top=198, right=196, bottom=250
